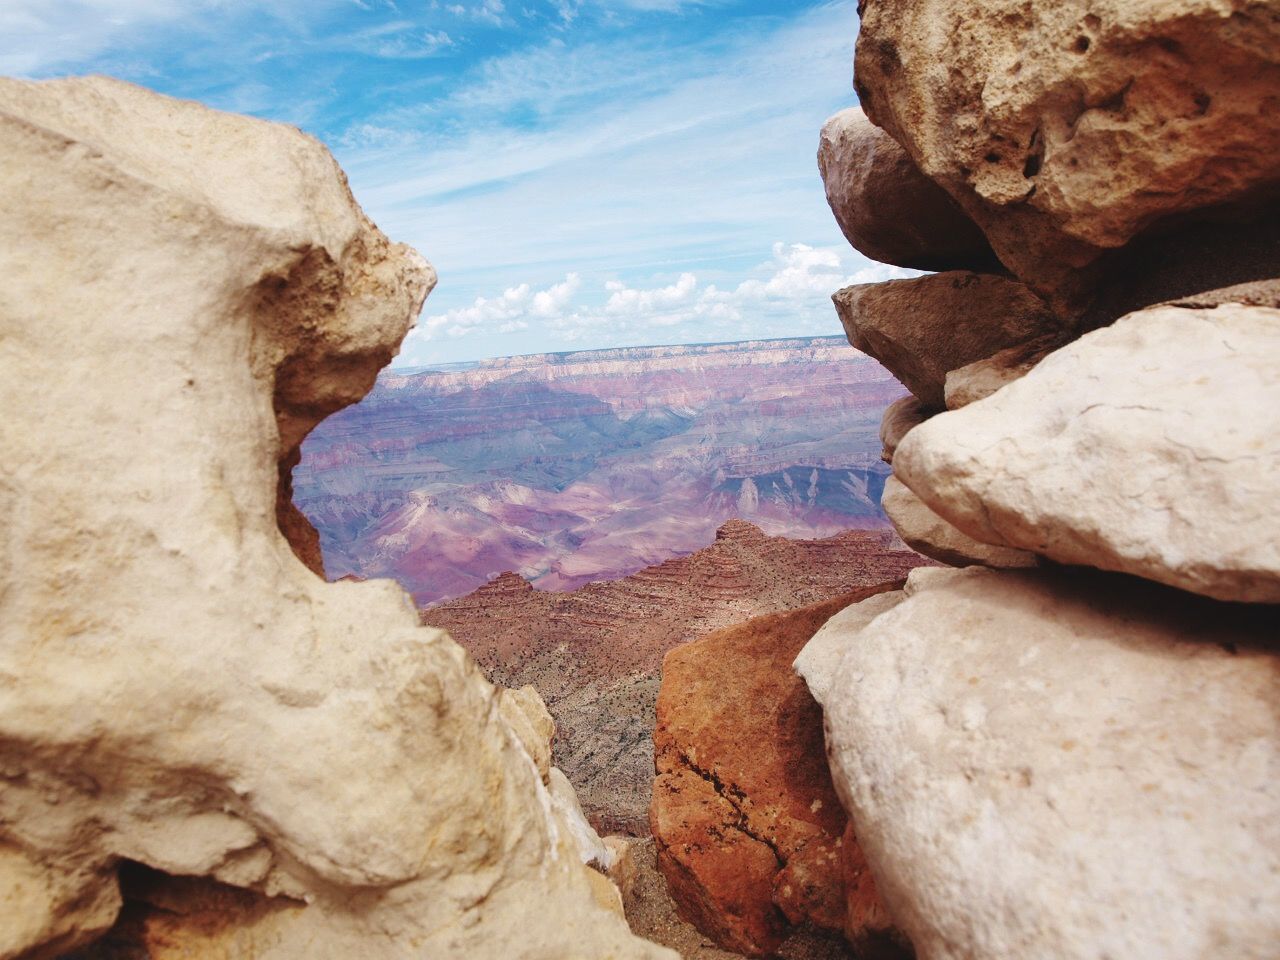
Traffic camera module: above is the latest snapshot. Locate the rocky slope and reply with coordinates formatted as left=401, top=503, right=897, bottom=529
left=295, top=337, right=905, bottom=605
left=424, top=520, right=929, bottom=835
left=0, top=76, right=666, bottom=960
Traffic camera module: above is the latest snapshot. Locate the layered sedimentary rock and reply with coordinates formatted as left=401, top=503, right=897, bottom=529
left=895, top=303, right=1280, bottom=602
left=426, top=520, right=930, bottom=835
left=880, top=476, right=1036, bottom=569
left=818, top=107, right=997, bottom=272
left=651, top=591, right=904, bottom=957
left=296, top=336, right=905, bottom=605
left=834, top=271, right=1058, bottom=408
left=798, top=566, right=1280, bottom=960
left=854, top=0, right=1280, bottom=307
left=0, top=76, right=666, bottom=959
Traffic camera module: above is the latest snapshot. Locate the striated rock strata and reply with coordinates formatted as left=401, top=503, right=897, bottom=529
left=651, top=591, right=907, bottom=957
left=425, top=520, right=930, bottom=835
left=798, top=567, right=1280, bottom=960
left=296, top=336, right=906, bottom=605
left=0, top=75, right=666, bottom=959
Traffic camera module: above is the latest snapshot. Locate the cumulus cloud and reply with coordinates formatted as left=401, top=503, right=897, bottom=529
left=404, top=244, right=922, bottom=356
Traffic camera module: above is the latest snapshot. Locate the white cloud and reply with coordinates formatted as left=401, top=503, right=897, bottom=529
left=403, top=243, right=922, bottom=358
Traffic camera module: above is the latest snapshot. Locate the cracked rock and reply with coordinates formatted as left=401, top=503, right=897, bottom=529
left=650, top=591, right=907, bottom=957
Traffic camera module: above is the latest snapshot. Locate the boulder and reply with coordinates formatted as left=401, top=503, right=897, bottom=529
left=799, top=565, right=1280, bottom=960
left=881, top=476, right=1037, bottom=569
left=854, top=0, right=1280, bottom=309
left=0, top=75, right=670, bottom=959
left=651, top=590, right=904, bottom=956
left=818, top=107, right=997, bottom=272
left=895, top=303, right=1280, bottom=602
left=878, top=394, right=930, bottom=463
left=834, top=271, right=1059, bottom=408
left=943, top=332, right=1068, bottom=409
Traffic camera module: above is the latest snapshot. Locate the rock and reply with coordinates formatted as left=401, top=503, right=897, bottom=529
left=499, top=685, right=556, bottom=784
left=62, top=865, right=305, bottom=960
left=895, top=303, right=1280, bottom=602
left=943, top=332, right=1068, bottom=409
left=878, top=394, right=930, bottom=463
left=651, top=590, right=904, bottom=956
left=0, top=75, right=670, bottom=959
left=426, top=522, right=927, bottom=837
left=603, top=836, right=640, bottom=902
left=792, top=592, right=906, bottom=707
left=803, top=565, right=1280, bottom=960
left=834, top=271, right=1059, bottom=408
left=881, top=476, right=1037, bottom=569
left=854, top=0, right=1280, bottom=309
left=818, top=107, right=997, bottom=272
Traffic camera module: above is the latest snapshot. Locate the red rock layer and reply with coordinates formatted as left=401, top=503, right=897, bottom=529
left=650, top=590, right=908, bottom=957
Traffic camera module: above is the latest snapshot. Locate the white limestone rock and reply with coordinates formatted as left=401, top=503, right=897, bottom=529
left=806, top=565, right=1280, bottom=960
left=0, top=75, right=671, bottom=959
left=895, top=303, right=1280, bottom=602
left=881, top=476, right=1037, bottom=569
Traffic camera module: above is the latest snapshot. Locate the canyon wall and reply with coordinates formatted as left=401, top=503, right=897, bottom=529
left=0, top=76, right=669, bottom=959
left=295, top=338, right=904, bottom=605
left=793, top=3, right=1280, bottom=958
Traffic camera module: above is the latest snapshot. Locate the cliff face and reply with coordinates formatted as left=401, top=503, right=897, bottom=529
left=0, top=76, right=669, bottom=960
left=423, top=520, right=930, bottom=835
left=295, top=337, right=904, bottom=605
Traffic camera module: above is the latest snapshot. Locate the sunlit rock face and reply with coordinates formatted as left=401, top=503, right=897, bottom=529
left=650, top=590, right=908, bottom=958
left=799, top=568, right=1280, bottom=960
left=853, top=0, right=1280, bottom=310
left=0, top=75, right=670, bottom=960
left=295, top=337, right=907, bottom=606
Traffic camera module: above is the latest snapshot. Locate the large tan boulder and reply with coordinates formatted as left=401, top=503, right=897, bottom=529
left=880, top=476, right=1037, bottom=569
left=895, top=302, right=1280, bottom=602
left=798, top=565, right=1280, bottom=960
left=651, top=591, right=905, bottom=957
left=0, top=75, right=670, bottom=959
left=854, top=0, right=1280, bottom=309
left=834, top=271, right=1059, bottom=408
left=818, top=107, right=997, bottom=272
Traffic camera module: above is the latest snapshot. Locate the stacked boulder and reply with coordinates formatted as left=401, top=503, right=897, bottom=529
left=800, top=2, right=1280, bottom=958
left=0, top=76, right=671, bottom=960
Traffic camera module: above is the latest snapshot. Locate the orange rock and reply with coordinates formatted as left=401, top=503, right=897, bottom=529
left=649, top=587, right=906, bottom=956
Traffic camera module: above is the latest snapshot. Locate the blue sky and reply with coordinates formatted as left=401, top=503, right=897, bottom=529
left=4, top=0, right=912, bottom=365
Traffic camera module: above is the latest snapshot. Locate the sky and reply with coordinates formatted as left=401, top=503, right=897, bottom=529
left=4, top=0, right=914, bottom=366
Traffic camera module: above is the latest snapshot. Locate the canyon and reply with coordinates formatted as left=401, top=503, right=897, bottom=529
left=294, top=337, right=904, bottom=605
left=424, top=519, right=927, bottom=836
